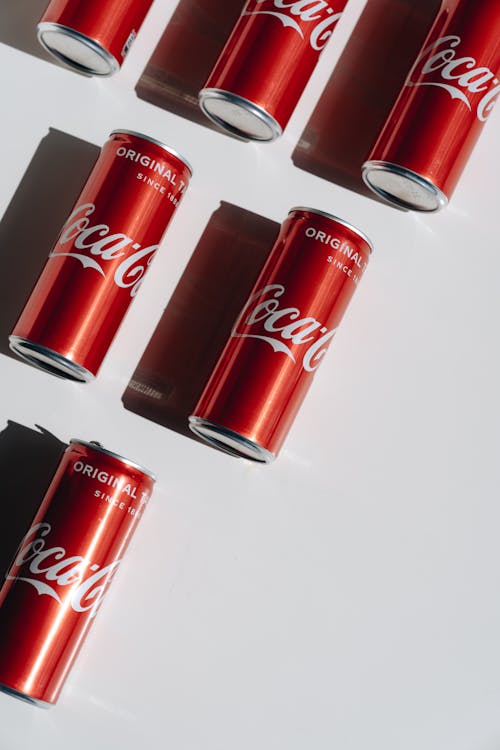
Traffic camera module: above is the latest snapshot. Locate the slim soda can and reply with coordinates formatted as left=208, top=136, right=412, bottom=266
left=38, top=0, right=155, bottom=76
left=9, top=130, right=192, bottom=382
left=0, top=439, right=155, bottom=707
left=199, top=0, right=348, bottom=141
left=362, top=0, right=500, bottom=212
left=189, top=207, right=372, bottom=462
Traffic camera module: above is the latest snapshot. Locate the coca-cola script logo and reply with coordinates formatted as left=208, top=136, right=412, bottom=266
left=6, top=523, right=121, bottom=619
left=243, top=0, right=343, bottom=51
left=232, top=283, right=336, bottom=372
left=406, top=35, right=500, bottom=122
left=49, top=202, right=158, bottom=297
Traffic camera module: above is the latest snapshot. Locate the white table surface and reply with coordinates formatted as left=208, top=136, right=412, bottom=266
left=1, top=1, right=500, bottom=748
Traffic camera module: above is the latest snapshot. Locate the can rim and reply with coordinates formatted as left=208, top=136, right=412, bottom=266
left=9, top=335, right=94, bottom=382
left=69, top=439, right=157, bottom=481
left=198, top=88, right=282, bottom=142
left=361, top=160, right=448, bottom=213
left=289, top=207, right=374, bottom=254
left=37, top=22, right=119, bottom=77
left=0, top=682, right=51, bottom=709
left=189, top=416, right=275, bottom=464
left=110, top=130, right=193, bottom=176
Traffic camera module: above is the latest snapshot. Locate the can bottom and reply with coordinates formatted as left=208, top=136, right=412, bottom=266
left=37, top=22, right=119, bottom=76
left=189, top=416, right=275, bottom=463
left=0, top=682, right=51, bottom=709
left=362, top=160, right=448, bottom=212
left=199, top=89, right=282, bottom=142
left=9, top=336, right=94, bottom=383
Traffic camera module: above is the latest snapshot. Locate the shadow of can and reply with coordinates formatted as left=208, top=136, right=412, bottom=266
left=0, top=0, right=58, bottom=63
left=135, top=0, right=246, bottom=131
left=0, top=128, right=99, bottom=360
left=0, top=421, right=67, bottom=581
left=292, top=0, right=443, bottom=199
left=122, top=201, right=280, bottom=440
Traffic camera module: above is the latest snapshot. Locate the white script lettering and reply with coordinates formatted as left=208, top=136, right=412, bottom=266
left=50, top=203, right=159, bottom=297
left=406, top=35, right=500, bottom=122
left=6, top=523, right=121, bottom=619
left=243, top=0, right=343, bottom=51
left=232, top=284, right=336, bottom=372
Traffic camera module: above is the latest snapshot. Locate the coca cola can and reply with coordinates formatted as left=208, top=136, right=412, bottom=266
left=0, top=439, right=155, bottom=707
left=362, top=0, right=500, bottom=212
left=38, top=0, right=155, bottom=76
left=189, top=207, right=372, bottom=462
left=9, top=130, right=192, bottom=382
left=199, top=0, right=348, bottom=141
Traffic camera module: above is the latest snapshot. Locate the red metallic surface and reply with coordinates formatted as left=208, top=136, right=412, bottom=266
left=366, top=0, right=500, bottom=199
left=192, top=208, right=371, bottom=459
left=0, top=441, right=155, bottom=705
left=39, top=0, right=154, bottom=66
left=11, top=131, right=191, bottom=377
left=203, top=0, right=348, bottom=131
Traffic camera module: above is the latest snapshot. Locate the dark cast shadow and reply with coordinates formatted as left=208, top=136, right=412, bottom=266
left=0, top=128, right=99, bottom=360
left=122, top=202, right=280, bottom=439
left=0, top=0, right=55, bottom=63
left=135, top=0, right=245, bottom=130
left=0, top=421, right=67, bottom=580
left=292, top=0, right=443, bottom=199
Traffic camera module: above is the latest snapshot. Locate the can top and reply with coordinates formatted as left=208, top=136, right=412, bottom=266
left=110, top=130, right=193, bottom=177
left=290, top=207, right=374, bottom=254
left=37, top=22, right=119, bottom=77
left=70, top=439, right=156, bottom=481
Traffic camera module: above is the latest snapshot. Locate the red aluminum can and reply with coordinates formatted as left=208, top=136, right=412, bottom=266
left=0, top=440, right=155, bottom=707
left=199, top=0, right=348, bottom=141
left=189, top=207, right=372, bottom=462
left=38, top=0, right=155, bottom=76
left=10, top=130, right=192, bottom=382
left=362, top=0, right=500, bottom=211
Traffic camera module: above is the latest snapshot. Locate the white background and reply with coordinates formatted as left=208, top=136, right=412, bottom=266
left=1, top=1, right=500, bottom=748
